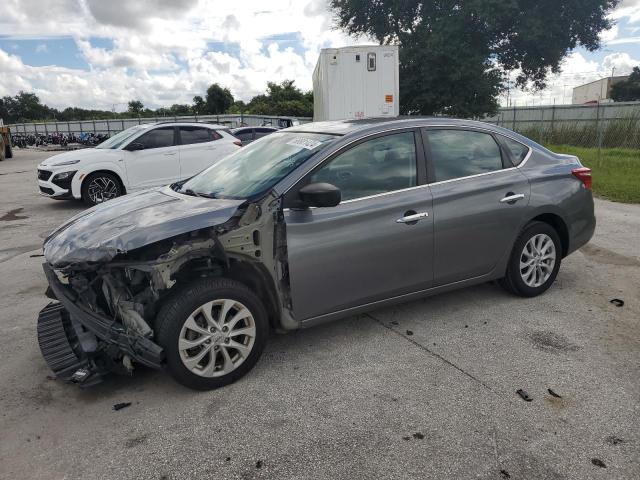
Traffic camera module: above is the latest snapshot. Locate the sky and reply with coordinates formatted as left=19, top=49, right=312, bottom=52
left=1, top=0, right=640, bottom=111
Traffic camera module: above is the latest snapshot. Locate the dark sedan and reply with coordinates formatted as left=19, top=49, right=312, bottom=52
left=37, top=117, right=595, bottom=390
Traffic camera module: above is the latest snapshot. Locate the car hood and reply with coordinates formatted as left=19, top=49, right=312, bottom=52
left=38, top=148, right=120, bottom=168
left=44, top=187, right=245, bottom=267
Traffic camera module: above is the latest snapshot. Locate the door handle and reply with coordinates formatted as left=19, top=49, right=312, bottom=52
left=396, top=212, right=429, bottom=224
left=164, top=151, right=177, bottom=156
left=500, top=193, right=525, bottom=204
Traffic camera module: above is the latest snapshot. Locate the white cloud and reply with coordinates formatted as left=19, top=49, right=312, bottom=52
left=0, top=0, right=371, bottom=110
left=35, top=43, right=48, bottom=53
left=501, top=51, right=640, bottom=107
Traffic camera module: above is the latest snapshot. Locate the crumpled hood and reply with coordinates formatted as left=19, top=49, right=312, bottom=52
left=44, top=187, right=245, bottom=267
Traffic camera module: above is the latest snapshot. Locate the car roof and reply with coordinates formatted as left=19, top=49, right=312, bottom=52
left=231, top=126, right=278, bottom=133
left=285, top=116, right=543, bottom=149
left=152, top=121, right=228, bottom=129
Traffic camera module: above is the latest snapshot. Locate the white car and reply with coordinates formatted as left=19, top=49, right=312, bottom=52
left=37, top=122, right=241, bottom=206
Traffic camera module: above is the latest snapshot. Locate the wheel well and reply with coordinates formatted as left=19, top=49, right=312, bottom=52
left=224, top=260, right=281, bottom=329
left=530, top=213, right=569, bottom=257
left=82, top=170, right=127, bottom=195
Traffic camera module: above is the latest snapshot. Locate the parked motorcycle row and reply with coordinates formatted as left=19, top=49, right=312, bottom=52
left=11, top=132, right=110, bottom=148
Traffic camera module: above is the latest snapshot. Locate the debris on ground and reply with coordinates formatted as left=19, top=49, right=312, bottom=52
left=547, top=389, right=562, bottom=398
left=591, top=458, right=606, bottom=468
left=412, top=432, right=424, bottom=439
left=500, top=470, right=511, bottom=479
left=255, top=460, right=263, bottom=469
left=406, top=330, right=413, bottom=336
left=391, top=321, right=399, bottom=326
left=112, top=402, right=132, bottom=411
left=29, top=253, right=44, bottom=258
left=609, top=298, right=624, bottom=307
left=605, top=435, right=624, bottom=446
left=516, top=389, right=533, bottom=402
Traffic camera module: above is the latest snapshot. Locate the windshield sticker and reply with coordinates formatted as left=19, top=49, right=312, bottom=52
left=286, top=137, right=323, bottom=150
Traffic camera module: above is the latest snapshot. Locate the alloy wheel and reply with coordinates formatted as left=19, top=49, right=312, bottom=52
left=519, top=233, right=556, bottom=288
left=178, top=299, right=256, bottom=377
left=87, top=176, right=119, bottom=204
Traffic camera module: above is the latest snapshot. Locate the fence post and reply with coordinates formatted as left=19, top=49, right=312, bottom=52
left=596, top=100, right=602, bottom=159
left=550, top=100, right=555, bottom=143
left=512, top=103, right=516, bottom=131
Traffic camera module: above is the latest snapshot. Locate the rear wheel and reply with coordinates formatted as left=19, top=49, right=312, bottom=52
left=155, top=278, right=268, bottom=390
left=81, top=172, right=122, bottom=206
left=500, top=221, right=561, bottom=297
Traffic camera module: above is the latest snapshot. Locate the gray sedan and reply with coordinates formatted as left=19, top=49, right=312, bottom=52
left=38, top=118, right=595, bottom=390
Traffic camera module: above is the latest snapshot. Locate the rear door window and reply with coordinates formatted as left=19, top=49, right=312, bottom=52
left=179, top=126, right=219, bottom=145
left=426, top=129, right=504, bottom=182
left=135, top=127, right=175, bottom=150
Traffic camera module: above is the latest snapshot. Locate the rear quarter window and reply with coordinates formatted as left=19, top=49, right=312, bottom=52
left=500, top=136, right=530, bottom=166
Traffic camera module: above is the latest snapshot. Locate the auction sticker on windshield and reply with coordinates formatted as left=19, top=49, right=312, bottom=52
left=286, top=137, right=323, bottom=150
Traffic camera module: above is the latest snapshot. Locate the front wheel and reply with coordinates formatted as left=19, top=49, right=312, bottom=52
left=500, top=221, right=562, bottom=297
left=155, top=278, right=268, bottom=390
left=81, top=172, right=123, bottom=206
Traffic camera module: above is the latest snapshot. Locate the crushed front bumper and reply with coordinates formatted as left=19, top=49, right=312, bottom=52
left=38, top=263, right=164, bottom=385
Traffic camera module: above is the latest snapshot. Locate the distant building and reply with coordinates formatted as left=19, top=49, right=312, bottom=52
left=572, top=76, right=629, bottom=104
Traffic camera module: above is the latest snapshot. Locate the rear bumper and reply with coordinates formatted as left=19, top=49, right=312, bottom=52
left=41, top=263, right=164, bottom=371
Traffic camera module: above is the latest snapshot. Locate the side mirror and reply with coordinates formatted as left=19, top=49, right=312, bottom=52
left=298, top=182, right=341, bottom=208
left=125, top=142, right=145, bottom=151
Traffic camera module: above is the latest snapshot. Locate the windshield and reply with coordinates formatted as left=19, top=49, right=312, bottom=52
left=180, top=132, right=337, bottom=199
left=95, top=125, right=148, bottom=149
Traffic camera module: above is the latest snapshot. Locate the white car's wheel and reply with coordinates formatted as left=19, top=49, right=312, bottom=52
left=81, top=172, right=123, bottom=206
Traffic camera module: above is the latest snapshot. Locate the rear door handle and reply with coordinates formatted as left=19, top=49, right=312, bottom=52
left=164, top=151, right=177, bottom=156
left=500, top=193, right=525, bottom=204
left=396, top=212, right=429, bottom=224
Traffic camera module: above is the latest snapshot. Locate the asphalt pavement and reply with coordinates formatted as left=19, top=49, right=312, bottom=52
left=1, top=150, right=638, bottom=479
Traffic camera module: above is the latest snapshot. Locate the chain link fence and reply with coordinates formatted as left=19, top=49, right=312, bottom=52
left=485, top=101, right=640, bottom=150
left=8, top=114, right=312, bottom=137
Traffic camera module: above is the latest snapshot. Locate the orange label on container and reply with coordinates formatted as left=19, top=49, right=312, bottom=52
left=385, top=94, right=393, bottom=103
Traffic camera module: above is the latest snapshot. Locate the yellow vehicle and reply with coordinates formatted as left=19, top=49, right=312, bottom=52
left=0, top=125, right=13, bottom=161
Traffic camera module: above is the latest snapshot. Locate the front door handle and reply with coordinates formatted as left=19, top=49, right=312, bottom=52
left=396, top=211, right=429, bottom=224
left=164, top=151, right=177, bottom=156
left=500, top=193, right=525, bottom=204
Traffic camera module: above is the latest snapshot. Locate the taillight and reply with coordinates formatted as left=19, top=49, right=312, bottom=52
left=233, top=140, right=242, bottom=147
left=572, top=167, right=592, bottom=190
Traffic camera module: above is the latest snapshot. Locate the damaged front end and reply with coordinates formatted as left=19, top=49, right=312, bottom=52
left=37, top=187, right=292, bottom=386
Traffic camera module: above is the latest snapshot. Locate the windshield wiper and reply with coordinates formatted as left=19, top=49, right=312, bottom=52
left=181, top=188, right=216, bottom=198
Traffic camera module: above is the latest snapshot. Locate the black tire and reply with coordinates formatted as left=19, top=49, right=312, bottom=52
left=500, top=221, right=562, bottom=297
left=5, top=144, right=12, bottom=159
left=81, top=172, right=123, bottom=206
left=155, top=277, right=268, bottom=390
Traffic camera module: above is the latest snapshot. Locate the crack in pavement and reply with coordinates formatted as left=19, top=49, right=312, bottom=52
left=365, top=312, right=497, bottom=394
left=0, top=170, right=30, bottom=176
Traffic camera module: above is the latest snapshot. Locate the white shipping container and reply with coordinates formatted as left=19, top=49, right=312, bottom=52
left=313, top=45, right=399, bottom=122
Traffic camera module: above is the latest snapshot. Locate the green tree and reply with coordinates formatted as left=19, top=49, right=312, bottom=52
left=610, top=67, right=640, bottom=102
left=205, top=84, right=234, bottom=114
left=169, top=104, right=193, bottom=116
left=246, top=80, right=313, bottom=117
left=227, top=100, right=247, bottom=114
left=127, top=100, right=144, bottom=116
left=192, top=95, right=206, bottom=114
left=330, top=0, right=619, bottom=116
